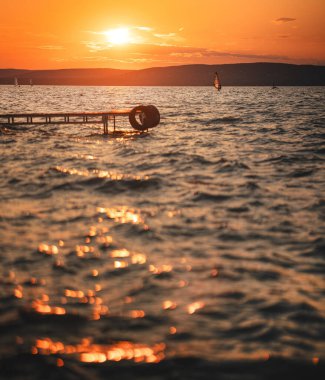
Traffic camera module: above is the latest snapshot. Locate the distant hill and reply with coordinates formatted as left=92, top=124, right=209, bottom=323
left=0, top=63, right=324, bottom=86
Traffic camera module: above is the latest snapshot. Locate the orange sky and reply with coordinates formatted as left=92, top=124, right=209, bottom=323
left=1, top=0, right=324, bottom=69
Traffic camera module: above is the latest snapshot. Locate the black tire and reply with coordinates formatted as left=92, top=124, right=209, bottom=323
left=129, top=105, right=160, bottom=131
left=145, top=105, right=160, bottom=128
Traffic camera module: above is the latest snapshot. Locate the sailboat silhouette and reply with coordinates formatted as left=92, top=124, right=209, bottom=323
left=214, top=71, right=221, bottom=91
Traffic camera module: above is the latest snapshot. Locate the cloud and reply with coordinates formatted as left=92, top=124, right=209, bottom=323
left=82, top=42, right=289, bottom=64
left=135, top=26, right=153, bottom=31
left=153, top=32, right=185, bottom=44
left=59, top=55, right=165, bottom=65
left=275, top=17, right=296, bottom=23
left=154, top=33, right=176, bottom=38
left=136, top=44, right=289, bottom=61
left=82, top=41, right=105, bottom=51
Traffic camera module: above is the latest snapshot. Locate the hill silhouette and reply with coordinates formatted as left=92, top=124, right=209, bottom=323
left=0, top=63, right=324, bottom=86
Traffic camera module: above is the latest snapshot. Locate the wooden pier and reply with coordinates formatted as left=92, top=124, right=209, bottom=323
left=0, top=109, right=134, bottom=134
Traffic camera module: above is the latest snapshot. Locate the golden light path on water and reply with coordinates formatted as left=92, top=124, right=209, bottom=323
left=7, top=194, right=325, bottom=365
left=30, top=338, right=165, bottom=364
left=8, top=201, right=210, bottom=365
left=53, top=165, right=149, bottom=181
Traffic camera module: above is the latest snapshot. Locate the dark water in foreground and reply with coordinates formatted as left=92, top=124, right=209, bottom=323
left=0, top=86, right=324, bottom=379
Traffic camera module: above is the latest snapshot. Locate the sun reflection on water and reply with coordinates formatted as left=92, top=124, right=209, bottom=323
left=163, top=300, right=177, bottom=310
left=31, top=338, right=165, bottom=364
left=38, top=243, right=59, bottom=255
left=53, top=166, right=149, bottom=181
left=129, top=310, right=146, bottom=318
left=114, top=260, right=128, bottom=269
left=13, top=285, right=23, bottom=299
left=32, top=299, right=66, bottom=315
left=97, top=206, right=145, bottom=225
left=110, top=249, right=147, bottom=265
left=149, top=264, right=173, bottom=275
left=187, top=302, right=205, bottom=315
left=17, top=201, right=204, bottom=364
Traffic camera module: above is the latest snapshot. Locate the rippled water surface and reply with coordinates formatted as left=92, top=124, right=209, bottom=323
left=0, top=86, right=324, bottom=379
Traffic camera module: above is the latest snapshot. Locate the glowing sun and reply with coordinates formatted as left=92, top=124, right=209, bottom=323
left=104, top=27, right=130, bottom=45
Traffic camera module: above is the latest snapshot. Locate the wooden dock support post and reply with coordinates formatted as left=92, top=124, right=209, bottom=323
left=102, top=115, right=109, bottom=135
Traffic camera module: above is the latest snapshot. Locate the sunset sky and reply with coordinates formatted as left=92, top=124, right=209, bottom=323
left=1, top=0, right=324, bottom=69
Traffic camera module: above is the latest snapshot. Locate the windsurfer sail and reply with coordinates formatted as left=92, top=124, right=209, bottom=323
left=14, top=77, right=18, bottom=86
left=214, top=71, right=221, bottom=91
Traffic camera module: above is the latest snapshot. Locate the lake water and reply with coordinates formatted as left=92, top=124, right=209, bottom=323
left=0, top=86, right=324, bottom=379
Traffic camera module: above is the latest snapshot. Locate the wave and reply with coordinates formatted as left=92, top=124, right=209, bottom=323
left=289, top=169, right=315, bottom=178
left=192, top=191, right=232, bottom=202
left=215, top=159, right=250, bottom=173
left=48, top=166, right=162, bottom=193
left=208, top=116, right=243, bottom=124
left=1, top=353, right=324, bottom=380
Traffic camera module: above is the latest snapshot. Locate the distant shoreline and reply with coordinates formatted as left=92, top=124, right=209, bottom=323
left=1, top=84, right=325, bottom=87
left=1, top=63, right=324, bottom=86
